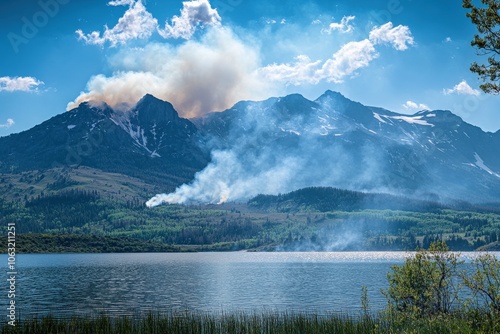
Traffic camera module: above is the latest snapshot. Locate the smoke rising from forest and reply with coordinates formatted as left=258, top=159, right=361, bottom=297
left=146, top=96, right=390, bottom=207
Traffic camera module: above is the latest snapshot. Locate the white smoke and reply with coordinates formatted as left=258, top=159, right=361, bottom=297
left=146, top=98, right=388, bottom=207
left=68, top=27, right=274, bottom=117
left=146, top=149, right=302, bottom=206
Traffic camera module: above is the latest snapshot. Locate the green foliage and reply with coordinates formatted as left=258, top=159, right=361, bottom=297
left=383, top=242, right=463, bottom=318
left=463, top=0, right=500, bottom=94
left=463, top=253, right=500, bottom=313
left=361, top=285, right=371, bottom=319
left=1, top=188, right=500, bottom=252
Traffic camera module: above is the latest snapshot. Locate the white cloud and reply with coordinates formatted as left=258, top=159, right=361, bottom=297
left=369, top=22, right=414, bottom=51
left=259, top=55, right=322, bottom=85
left=261, top=40, right=377, bottom=85
left=317, top=39, right=377, bottom=83
left=312, top=19, right=322, bottom=25
left=157, top=0, right=221, bottom=39
left=0, top=119, right=14, bottom=128
left=68, top=28, right=274, bottom=118
left=403, top=100, right=430, bottom=110
left=445, top=37, right=452, bottom=43
left=76, top=0, right=157, bottom=46
left=323, top=15, right=355, bottom=34
left=0, top=76, right=44, bottom=92
left=443, top=80, right=481, bottom=96
left=108, top=0, right=135, bottom=5
left=261, top=21, right=412, bottom=85
left=77, top=0, right=221, bottom=45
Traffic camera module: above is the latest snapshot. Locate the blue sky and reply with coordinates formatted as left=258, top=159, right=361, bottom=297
left=0, top=0, right=498, bottom=137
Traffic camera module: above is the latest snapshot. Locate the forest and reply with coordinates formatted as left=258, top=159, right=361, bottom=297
left=1, top=187, right=500, bottom=253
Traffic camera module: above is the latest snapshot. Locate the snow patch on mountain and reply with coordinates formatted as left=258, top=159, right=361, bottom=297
left=474, top=153, right=500, bottom=178
left=389, top=115, right=434, bottom=127
left=373, top=112, right=388, bottom=124
left=111, top=112, right=154, bottom=155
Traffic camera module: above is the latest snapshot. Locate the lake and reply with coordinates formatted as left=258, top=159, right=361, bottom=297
left=0, top=252, right=493, bottom=318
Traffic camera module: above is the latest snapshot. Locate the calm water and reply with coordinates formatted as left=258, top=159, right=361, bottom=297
left=0, top=252, right=494, bottom=318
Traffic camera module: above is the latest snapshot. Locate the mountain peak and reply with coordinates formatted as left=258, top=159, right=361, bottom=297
left=280, top=93, right=306, bottom=101
left=314, top=90, right=356, bottom=110
left=275, top=93, right=319, bottom=115
left=133, top=94, right=179, bottom=124
left=316, top=90, right=349, bottom=102
left=136, top=94, right=172, bottom=108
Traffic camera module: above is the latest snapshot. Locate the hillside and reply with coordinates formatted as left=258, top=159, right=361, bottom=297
left=2, top=186, right=500, bottom=252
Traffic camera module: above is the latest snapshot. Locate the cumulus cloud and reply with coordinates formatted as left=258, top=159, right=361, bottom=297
left=369, top=22, right=414, bottom=51
left=261, top=40, right=377, bottom=85
left=259, top=55, right=322, bottom=85
left=76, top=0, right=220, bottom=46
left=68, top=28, right=274, bottom=118
left=317, top=39, right=378, bottom=83
left=0, top=119, right=14, bottom=128
left=403, top=100, right=430, bottom=110
left=76, top=0, right=157, bottom=46
left=0, top=76, right=44, bottom=92
left=157, top=0, right=221, bottom=39
left=261, top=22, right=412, bottom=85
left=323, top=15, right=355, bottom=34
left=443, top=80, right=481, bottom=96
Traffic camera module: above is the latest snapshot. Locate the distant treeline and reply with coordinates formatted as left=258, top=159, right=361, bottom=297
left=248, top=186, right=500, bottom=213
left=0, top=234, right=180, bottom=253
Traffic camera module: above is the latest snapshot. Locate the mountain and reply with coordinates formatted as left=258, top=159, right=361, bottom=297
left=195, top=90, right=500, bottom=203
left=1, top=91, right=499, bottom=204
left=0, top=94, right=209, bottom=194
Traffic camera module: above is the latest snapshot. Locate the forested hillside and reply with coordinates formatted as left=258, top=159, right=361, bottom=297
left=1, top=187, right=500, bottom=253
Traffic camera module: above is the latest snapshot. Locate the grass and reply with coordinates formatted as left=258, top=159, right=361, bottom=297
left=1, top=310, right=498, bottom=334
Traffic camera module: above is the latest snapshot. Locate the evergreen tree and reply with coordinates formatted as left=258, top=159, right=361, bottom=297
left=463, top=0, right=500, bottom=94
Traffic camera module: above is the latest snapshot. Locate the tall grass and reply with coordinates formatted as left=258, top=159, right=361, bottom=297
left=1, top=310, right=497, bottom=334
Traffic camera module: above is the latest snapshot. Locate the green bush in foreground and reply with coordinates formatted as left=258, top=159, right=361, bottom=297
left=383, top=241, right=463, bottom=318
left=381, top=241, right=500, bottom=332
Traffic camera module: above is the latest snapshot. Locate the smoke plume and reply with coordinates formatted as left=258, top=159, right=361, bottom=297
left=68, top=27, right=274, bottom=117
left=146, top=96, right=388, bottom=206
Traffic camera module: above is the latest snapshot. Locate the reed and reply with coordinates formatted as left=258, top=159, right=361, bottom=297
left=1, top=309, right=497, bottom=334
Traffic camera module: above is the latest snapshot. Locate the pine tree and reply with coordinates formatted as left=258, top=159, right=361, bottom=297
left=463, top=0, right=500, bottom=94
